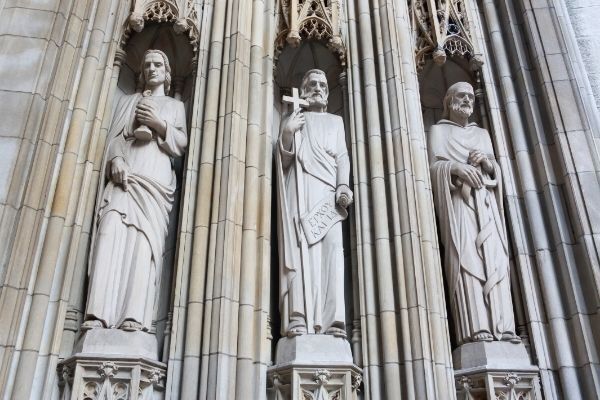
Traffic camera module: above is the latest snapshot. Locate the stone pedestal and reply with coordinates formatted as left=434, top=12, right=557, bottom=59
left=453, top=342, right=542, bottom=400
left=267, top=335, right=362, bottom=400
left=57, top=329, right=166, bottom=400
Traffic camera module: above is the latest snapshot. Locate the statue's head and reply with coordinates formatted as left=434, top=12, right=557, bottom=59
left=300, top=69, right=329, bottom=111
left=139, top=49, right=172, bottom=94
left=443, top=81, right=475, bottom=121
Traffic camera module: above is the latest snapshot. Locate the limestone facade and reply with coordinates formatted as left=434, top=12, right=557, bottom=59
left=0, top=0, right=599, bottom=399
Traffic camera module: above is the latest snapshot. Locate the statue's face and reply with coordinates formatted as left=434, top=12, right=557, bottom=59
left=143, top=53, right=167, bottom=89
left=303, top=73, right=329, bottom=109
left=449, top=85, right=475, bottom=119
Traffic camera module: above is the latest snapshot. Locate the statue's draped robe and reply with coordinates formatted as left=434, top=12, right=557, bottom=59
left=276, top=111, right=350, bottom=335
left=428, top=119, right=516, bottom=344
left=85, top=93, right=187, bottom=330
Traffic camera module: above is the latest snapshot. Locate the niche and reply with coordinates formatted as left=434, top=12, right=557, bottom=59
left=270, top=40, right=355, bottom=355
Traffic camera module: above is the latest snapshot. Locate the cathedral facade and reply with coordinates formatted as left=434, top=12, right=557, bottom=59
left=0, top=0, right=599, bottom=399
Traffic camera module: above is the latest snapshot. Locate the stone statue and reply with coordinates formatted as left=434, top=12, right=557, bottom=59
left=428, top=82, right=520, bottom=345
left=82, top=49, right=187, bottom=332
left=276, top=69, right=353, bottom=338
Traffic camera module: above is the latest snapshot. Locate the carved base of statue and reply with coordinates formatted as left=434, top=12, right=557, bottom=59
left=453, top=342, right=542, bottom=399
left=74, top=328, right=159, bottom=360
left=57, top=329, right=164, bottom=400
left=267, top=335, right=362, bottom=400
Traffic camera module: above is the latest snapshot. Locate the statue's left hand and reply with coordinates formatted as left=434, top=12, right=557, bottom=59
left=468, top=150, right=493, bottom=174
left=135, top=101, right=167, bottom=138
left=336, top=185, right=354, bottom=208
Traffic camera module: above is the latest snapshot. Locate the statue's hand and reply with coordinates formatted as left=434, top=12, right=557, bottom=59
left=451, top=162, right=483, bottom=189
left=111, top=157, right=130, bottom=191
left=336, top=184, right=354, bottom=208
left=135, top=101, right=166, bottom=137
left=284, top=108, right=306, bottom=134
left=468, top=150, right=493, bottom=174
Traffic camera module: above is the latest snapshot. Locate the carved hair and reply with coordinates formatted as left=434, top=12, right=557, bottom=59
left=442, top=81, right=473, bottom=118
left=138, top=49, right=172, bottom=94
left=300, top=69, right=328, bottom=98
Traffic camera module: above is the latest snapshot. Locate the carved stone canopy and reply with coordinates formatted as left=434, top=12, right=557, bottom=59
left=127, top=0, right=201, bottom=51
left=276, top=0, right=346, bottom=65
left=410, top=0, right=483, bottom=72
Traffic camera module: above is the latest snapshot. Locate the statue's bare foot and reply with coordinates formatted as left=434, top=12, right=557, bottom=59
left=81, top=319, right=104, bottom=331
left=120, top=320, right=144, bottom=332
left=472, top=331, right=493, bottom=342
left=325, top=327, right=347, bottom=339
left=501, top=332, right=522, bottom=344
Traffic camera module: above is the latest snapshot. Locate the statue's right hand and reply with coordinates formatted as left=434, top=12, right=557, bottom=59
left=111, top=157, right=129, bottom=191
left=450, top=162, right=483, bottom=189
left=282, top=108, right=306, bottom=138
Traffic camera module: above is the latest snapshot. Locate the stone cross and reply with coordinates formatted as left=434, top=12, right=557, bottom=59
left=282, top=87, right=309, bottom=111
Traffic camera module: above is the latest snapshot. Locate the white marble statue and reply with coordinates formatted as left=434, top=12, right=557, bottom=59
left=428, top=82, right=520, bottom=345
left=276, top=69, right=353, bottom=338
left=82, top=49, right=187, bottom=332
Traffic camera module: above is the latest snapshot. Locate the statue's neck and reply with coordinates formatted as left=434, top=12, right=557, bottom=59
left=145, top=85, right=165, bottom=97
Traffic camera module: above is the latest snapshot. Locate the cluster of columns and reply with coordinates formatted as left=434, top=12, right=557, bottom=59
left=0, top=0, right=598, bottom=399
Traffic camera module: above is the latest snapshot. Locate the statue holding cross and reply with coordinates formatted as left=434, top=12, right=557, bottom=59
left=275, top=69, right=353, bottom=338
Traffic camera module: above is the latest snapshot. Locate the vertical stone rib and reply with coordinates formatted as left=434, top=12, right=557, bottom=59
left=352, top=0, right=404, bottom=398
left=345, top=0, right=455, bottom=398
left=235, top=0, right=270, bottom=397
left=345, top=1, right=384, bottom=396
left=179, top=0, right=225, bottom=397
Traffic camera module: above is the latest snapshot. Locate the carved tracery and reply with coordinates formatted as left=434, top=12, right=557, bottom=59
left=410, top=0, right=482, bottom=72
left=127, top=0, right=201, bottom=51
left=276, top=0, right=346, bottom=65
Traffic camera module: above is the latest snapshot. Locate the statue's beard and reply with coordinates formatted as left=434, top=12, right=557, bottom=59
left=306, top=93, right=328, bottom=109
left=450, top=102, right=473, bottom=119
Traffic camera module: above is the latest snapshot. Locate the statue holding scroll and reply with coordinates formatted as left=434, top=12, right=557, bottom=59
left=428, top=82, right=520, bottom=345
left=276, top=69, right=353, bottom=338
left=82, top=50, right=187, bottom=332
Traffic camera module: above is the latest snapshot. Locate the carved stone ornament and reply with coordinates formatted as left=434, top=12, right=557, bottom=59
left=409, top=0, right=483, bottom=71
left=126, top=0, right=200, bottom=50
left=276, top=0, right=346, bottom=65
left=57, top=356, right=166, bottom=400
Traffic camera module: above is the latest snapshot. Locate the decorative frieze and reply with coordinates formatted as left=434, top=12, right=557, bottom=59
left=268, top=366, right=361, bottom=400
left=58, top=357, right=166, bottom=400
left=455, top=371, right=542, bottom=400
